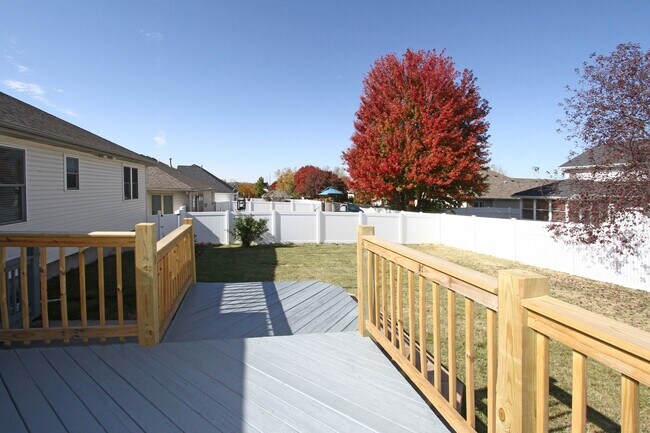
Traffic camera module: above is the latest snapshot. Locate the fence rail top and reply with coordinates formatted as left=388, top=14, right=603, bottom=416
left=362, top=234, right=499, bottom=295
left=523, top=295, right=650, bottom=362
left=0, top=231, right=136, bottom=247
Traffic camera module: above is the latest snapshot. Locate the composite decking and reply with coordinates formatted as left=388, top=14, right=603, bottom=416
left=164, top=281, right=358, bottom=342
left=0, top=282, right=451, bottom=432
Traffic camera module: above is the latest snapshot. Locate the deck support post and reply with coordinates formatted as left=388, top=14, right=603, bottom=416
left=495, top=270, right=549, bottom=433
left=184, top=218, right=197, bottom=284
left=357, top=225, right=375, bottom=336
left=135, top=223, right=160, bottom=346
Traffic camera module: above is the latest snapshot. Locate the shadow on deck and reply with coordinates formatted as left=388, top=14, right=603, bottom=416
left=0, top=281, right=451, bottom=432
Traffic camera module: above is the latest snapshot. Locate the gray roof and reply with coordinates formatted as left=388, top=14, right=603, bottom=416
left=176, top=164, right=236, bottom=194
left=146, top=162, right=211, bottom=191
left=512, top=179, right=579, bottom=198
left=0, top=91, right=152, bottom=164
left=479, top=170, right=552, bottom=200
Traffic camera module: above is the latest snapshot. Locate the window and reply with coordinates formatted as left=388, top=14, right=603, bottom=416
left=536, top=200, right=550, bottom=221
left=473, top=201, right=485, bottom=208
left=151, top=194, right=173, bottom=215
left=0, top=146, right=26, bottom=225
left=522, top=199, right=534, bottom=220
left=65, top=156, right=79, bottom=190
left=123, top=166, right=139, bottom=200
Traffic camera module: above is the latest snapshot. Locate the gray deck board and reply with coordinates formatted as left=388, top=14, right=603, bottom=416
left=164, top=281, right=358, bottom=342
left=0, top=281, right=451, bottom=432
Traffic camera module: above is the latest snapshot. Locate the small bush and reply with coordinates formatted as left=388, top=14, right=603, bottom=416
left=231, top=214, right=269, bottom=247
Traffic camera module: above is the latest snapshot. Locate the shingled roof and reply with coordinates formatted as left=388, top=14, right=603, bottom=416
left=146, top=162, right=211, bottom=191
left=176, top=164, right=236, bottom=194
left=479, top=170, right=551, bottom=200
left=0, top=91, right=151, bottom=164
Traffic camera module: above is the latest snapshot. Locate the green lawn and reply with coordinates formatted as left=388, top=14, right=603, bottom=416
left=195, top=242, right=649, bottom=433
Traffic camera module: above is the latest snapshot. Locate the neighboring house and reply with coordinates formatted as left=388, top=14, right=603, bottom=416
left=469, top=170, right=551, bottom=209
left=145, top=161, right=212, bottom=214
left=176, top=164, right=237, bottom=211
left=0, top=91, right=151, bottom=235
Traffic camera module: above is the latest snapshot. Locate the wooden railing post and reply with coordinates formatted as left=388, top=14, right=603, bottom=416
left=357, top=225, right=375, bottom=336
left=135, top=223, right=159, bottom=346
left=184, top=218, right=197, bottom=284
left=496, top=270, right=549, bottom=433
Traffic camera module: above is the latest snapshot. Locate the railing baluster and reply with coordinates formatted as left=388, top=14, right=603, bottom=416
left=572, top=351, right=587, bottom=433
left=374, top=254, right=380, bottom=327
left=448, top=289, right=456, bottom=408
left=0, top=247, right=8, bottom=346
left=98, top=247, right=105, bottom=343
left=20, top=247, right=30, bottom=345
left=419, top=275, right=427, bottom=378
left=408, top=270, right=416, bottom=366
left=367, top=251, right=374, bottom=326
left=382, top=258, right=388, bottom=338
left=396, top=265, right=404, bottom=355
left=465, top=298, right=475, bottom=427
left=535, top=332, right=549, bottom=433
left=433, top=282, right=441, bottom=392
left=59, top=247, right=69, bottom=343
left=389, top=261, right=396, bottom=345
left=39, top=247, right=49, bottom=344
left=621, top=374, right=639, bottom=433
left=79, top=248, right=87, bottom=343
left=487, top=308, right=497, bottom=433
left=116, top=247, right=125, bottom=342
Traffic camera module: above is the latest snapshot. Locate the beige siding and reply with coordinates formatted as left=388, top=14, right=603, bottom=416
left=146, top=191, right=189, bottom=215
left=1, top=134, right=147, bottom=260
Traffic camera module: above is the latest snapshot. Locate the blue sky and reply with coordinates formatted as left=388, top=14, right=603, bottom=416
left=2, top=1, right=649, bottom=182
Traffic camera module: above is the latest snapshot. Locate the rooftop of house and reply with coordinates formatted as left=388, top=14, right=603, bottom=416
left=0, top=92, right=152, bottom=165
left=512, top=178, right=580, bottom=198
left=146, top=161, right=212, bottom=192
left=176, top=164, right=236, bottom=194
left=479, top=169, right=552, bottom=200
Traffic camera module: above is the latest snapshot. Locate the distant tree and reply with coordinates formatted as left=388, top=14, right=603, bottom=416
left=237, top=182, right=257, bottom=198
left=273, top=168, right=296, bottom=196
left=294, top=165, right=347, bottom=198
left=255, top=177, right=268, bottom=197
left=342, top=49, right=490, bottom=211
left=553, top=43, right=650, bottom=253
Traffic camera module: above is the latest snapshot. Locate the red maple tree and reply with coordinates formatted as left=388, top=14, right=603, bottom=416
left=294, top=165, right=347, bottom=198
left=342, top=49, right=490, bottom=211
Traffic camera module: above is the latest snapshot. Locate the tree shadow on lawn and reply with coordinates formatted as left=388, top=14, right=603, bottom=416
left=196, top=243, right=292, bottom=283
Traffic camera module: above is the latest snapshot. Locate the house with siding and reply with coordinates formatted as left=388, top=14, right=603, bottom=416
left=176, top=164, right=237, bottom=211
left=0, top=92, right=151, bottom=235
left=145, top=161, right=213, bottom=214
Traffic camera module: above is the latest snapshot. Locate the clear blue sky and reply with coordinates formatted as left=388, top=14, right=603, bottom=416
left=2, top=1, right=649, bottom=182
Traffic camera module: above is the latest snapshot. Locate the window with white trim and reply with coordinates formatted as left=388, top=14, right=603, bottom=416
left=151, top=194, right=173, bottom=215
left=0, top=145, right=26, bottom=225
left=123, top=166, right=139, bottom=200
left=65, top=156, right=79, bottom=190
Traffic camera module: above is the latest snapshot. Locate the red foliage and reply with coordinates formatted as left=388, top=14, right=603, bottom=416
left=342, top=49, right=490, bottom=211
left=294, top=165, right=347, bottom=198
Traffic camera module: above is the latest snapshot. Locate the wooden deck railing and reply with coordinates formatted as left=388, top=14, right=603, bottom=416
left=0, top=220, right=196, bottom=347
left=357, top=225, right=650, bottom=433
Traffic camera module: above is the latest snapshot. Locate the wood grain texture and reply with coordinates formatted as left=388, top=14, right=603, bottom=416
left=621, top=375, right=639, bottom=433
left=572, top=351, right=587, bottom=433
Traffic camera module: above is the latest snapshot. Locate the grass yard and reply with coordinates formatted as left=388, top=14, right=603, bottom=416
left=196, top=242, right=649, bottom=433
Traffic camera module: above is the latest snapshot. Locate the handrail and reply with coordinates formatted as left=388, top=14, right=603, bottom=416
left=363, top=235, right=498, bottom=310
left=357, top=226, right=499, bottom=432
left=0, top=233, right=137, bottom=345
left=522, top=295, right=650, bottom=432
left=0, top=232, right=136, bottom=248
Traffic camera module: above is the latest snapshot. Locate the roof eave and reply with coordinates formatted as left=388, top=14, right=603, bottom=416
left=0, top=122, right=153, bottom=166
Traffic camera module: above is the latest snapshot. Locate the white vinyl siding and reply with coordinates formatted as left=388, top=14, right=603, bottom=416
left=0, top=134, right=146, bottom=235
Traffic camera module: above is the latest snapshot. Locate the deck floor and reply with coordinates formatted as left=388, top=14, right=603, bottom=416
left=0, top=282, right=451, bottom=432
left=164, top=281, right=358, bottom=342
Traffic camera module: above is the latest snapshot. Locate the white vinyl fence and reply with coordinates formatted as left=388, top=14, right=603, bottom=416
left=150, top=210, right=649, bottom=291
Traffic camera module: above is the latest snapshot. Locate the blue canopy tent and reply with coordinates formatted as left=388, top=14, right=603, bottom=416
left=318, top=186, right=343, bottom=196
